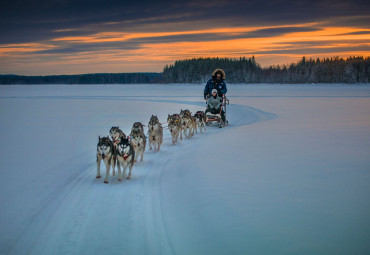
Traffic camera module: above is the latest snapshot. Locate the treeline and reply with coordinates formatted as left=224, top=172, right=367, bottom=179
left=162, top=56, right=370, bottom=83
left=0, top=73, right=162, bottom=85
left=1, top=56, right=369, bottom=84
left=262, top=56, right=370, bottom=83
left=162, top=57, right=259, bottom=83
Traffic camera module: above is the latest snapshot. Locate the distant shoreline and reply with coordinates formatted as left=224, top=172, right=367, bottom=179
left=1, top=56, right=369, bottom=84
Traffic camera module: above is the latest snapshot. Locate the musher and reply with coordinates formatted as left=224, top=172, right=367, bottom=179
left=203, top=68, right=227, bottom=99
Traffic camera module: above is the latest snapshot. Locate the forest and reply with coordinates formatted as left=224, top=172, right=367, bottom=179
left=1, top=56, right=369, bottom=84
left=162, top=56, right=370, bottom=83
left=0, top=73, right=162, bottom=85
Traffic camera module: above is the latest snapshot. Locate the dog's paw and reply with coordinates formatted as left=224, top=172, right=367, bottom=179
left=118, top=178, right=122, bottom=182
left=104, top=180, right=109, bottom=184
left=96, top=175, right=101, bottom=179
left=126, top=177, right=131, bottom=180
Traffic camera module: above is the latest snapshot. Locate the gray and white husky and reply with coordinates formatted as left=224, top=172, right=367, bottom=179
left=167, top=113, right=183, bottom=144
left=194, top=111, right=207, bottom=133
left=180, top=109, right=194, bottom=138
left=129, top=122, right=146, bottom=162
left=115, top=138, right=135, bottom=180
left=96, top=136, right=115, bottom=183
left=148, top=115, right=163, bottom=151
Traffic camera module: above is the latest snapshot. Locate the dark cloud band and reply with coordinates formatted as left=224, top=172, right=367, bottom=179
left=1, top=0, right=369, bottom=44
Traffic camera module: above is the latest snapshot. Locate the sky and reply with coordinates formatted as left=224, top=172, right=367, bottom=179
left=0, top=0, right=370, bottom=75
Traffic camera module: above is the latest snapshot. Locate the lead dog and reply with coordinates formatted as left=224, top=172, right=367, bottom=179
left=148, top=115, right=163, bottom=151
left=194, top=111, right=207, bottom=133
left=167, top=113, right=183, bottom=144
left=109, top=126, right=126, bottom=175
left=96, top=136, right=115, bottom=183
left=130, top=122, right=146, bottom=162
left=109, top=126, right=126, bottom=144
left=115, top=138, right=135, bottom=180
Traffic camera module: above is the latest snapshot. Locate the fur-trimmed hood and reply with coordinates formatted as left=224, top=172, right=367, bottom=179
left=211, top=69, right=226, bottom=80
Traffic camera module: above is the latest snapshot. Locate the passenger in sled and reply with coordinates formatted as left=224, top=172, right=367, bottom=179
left=205, top=89, right=226, bottom=124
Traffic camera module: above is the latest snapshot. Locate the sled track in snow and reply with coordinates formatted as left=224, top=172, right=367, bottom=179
left=6, top=98, right=276, bottom=255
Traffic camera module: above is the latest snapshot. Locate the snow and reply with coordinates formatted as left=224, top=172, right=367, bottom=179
left=0, top=84, right=369, bottom=255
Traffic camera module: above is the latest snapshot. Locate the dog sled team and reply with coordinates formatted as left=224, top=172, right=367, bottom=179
left=96, top=69, right=229, bottom=183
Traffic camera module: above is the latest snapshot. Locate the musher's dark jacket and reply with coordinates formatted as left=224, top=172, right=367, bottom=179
left=203, top=69, right=227, bottom=98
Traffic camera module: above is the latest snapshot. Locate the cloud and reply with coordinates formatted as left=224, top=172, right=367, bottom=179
left=1, top=0, right=369, bottom=44
left=246, top=45, right=370, bottom=55
left=6, top=25, right=321, bottom=57
left=271, top=39, right=370, bottom=47
left=336, top=31, right=370, bottom=35
left=1, top=0, right=369, bottom=74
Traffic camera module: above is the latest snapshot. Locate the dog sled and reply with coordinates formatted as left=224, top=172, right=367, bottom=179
left=206, top=95, right=229, bottom=128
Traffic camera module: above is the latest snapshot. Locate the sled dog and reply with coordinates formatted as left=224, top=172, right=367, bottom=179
left=96, top=136, right=115, bottom=183
left=109, top=126, right=126, bottom=175
left=109, top=126, right=126, bottom=144
left=180, top=109, right=194, bottom=138
left=131, top=121, right=145, bottom=135
left=194, top=111, right=207, bottom=133
left=130, top=122, right=146, bottom=162
left=115, top=138, right=135, bottom=180
left=148, top=115, right=163, bottom=151
left=167, top=114, right=183, bottom=144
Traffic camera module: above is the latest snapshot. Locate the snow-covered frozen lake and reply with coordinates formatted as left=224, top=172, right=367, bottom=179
left=0, top=84, right=369, bottom=255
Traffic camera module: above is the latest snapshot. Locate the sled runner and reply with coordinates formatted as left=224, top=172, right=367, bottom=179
left=206, top=95, right=229, bottom=128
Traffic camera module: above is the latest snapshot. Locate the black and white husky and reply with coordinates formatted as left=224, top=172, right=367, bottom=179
left=167, top=114, right=183, bottom=144
left=194, top=111, right=207, bottom=133
left=115, top=138, right=135, bottom=180
left=148, top=115, right=163, bottom=151
left=96, top=136, right=115, bottom=183
left=130, top=122, right=146, bottom=162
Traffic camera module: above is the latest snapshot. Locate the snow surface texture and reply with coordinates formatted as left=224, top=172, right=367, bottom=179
left=0, top=84, right=369, bottom=255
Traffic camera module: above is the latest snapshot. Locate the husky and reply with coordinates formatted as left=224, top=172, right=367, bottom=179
left=109, top=126, right=126, bottom=145
left=131, top=121, right=145, bottom=135
left=129, top=122, right=146, bottom=162
left=167, top=114, right=183, bottom=144
left=115, top=138, right=135, bottom=180
left=194, top=111, right=207, bottom=133
left=96, top=136, right=115, bottom=183
left=109, top=126, right=126, bottom=175
left=180, top=109, right=194, bottom=138
left=148, top=115, right=163, bottom=151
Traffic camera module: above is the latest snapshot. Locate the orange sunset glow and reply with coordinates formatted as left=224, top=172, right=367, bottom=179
left=0, top=0, right=369, bottom=75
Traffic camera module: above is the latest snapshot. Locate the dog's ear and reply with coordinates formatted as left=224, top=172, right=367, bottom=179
left=99, top=136, right=101, bottom=140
